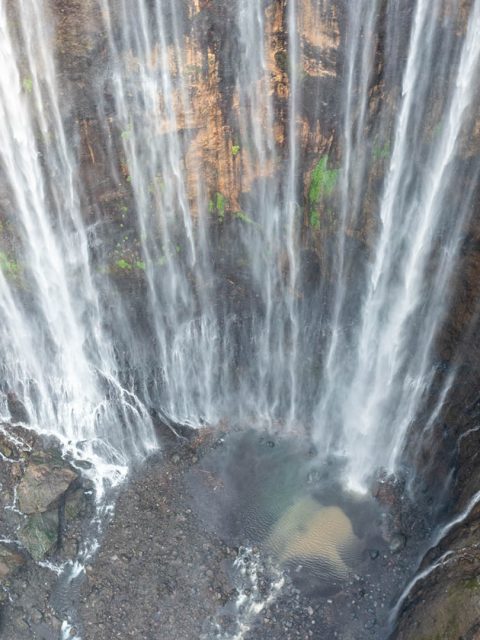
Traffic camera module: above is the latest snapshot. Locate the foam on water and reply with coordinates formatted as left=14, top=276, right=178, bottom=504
left=206, top=547, right=285, bottom=640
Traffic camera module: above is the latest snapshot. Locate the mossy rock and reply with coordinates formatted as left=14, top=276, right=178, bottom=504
left=18, top=511, right=59, bottom=561
left=0, top=435, right=15, bottom=459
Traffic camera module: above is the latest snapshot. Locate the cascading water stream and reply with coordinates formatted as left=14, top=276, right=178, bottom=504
left=319, top=0, right=480, bottom=490
left=0, top=0, right=479, bottom=498
left=0, top=0, right=157, bottom=492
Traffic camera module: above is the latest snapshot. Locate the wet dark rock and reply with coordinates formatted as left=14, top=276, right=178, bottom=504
left=75, top=429, right=232, bottom=640
left=30, top=621, right=57, bottom=640
left=7, top=392, right=30, bottom=424
left=64, top=487, right=87, bottom=523
left=0, top=414, right=473, bottom=639
left=67, top=429, right=425, bottom=639
left=392, top=557, right=480, bottom=639
left=0, top=431, right=18, bottom=460
left=152, top=411, right=198, bottom=445
left=0, top=425, right=93, bottom=638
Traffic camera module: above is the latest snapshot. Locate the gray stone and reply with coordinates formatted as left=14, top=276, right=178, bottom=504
left=389, top=533, right=407, bottom=554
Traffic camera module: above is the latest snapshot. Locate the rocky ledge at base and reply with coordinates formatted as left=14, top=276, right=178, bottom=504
left=0, top=423, right=94, bottom=639
left=1, top=423, right=479, bottom=639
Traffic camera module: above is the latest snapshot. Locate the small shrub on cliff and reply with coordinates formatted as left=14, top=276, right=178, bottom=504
left=308, top=155, right=339, bottom=229
left=209, top=192, right=227, bottom=221
left=309, top=156, right=338, bottom=204
left=116, top=258, right=132, bottom=271
left=373, top=142, right=391, bottom=161
left=0, top=251, right=20, bottom=276
left=235, top=211, right=256, bottom=225
left=22, top=77, right=33, bottom=94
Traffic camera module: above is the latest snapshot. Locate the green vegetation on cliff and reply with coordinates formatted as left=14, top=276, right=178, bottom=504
left=0, top=251, right=21, bottom=277
left=209, top=192, right=227, bottom=221
left=234, top=211, right=255, bottom=225
left=373, top=141, right=391, bottom=161
left=308, top=155, right=339, bottom=229
left=22, top=77, right=33, bottom=94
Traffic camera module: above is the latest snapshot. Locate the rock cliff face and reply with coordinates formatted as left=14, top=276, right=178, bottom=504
left=3, top=0, right=479, bottom=287
left=42, top=0, right=342, bottom=222
left=35, top=0, right=480, bottom=281
left=392, top=501, right=480, bottom=640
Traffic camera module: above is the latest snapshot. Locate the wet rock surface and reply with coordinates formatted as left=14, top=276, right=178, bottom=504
left=392, top=501, right=480, bottom=640
left=78, top=429, right=234, bottom=640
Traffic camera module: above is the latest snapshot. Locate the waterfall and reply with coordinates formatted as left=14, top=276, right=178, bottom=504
left=319, top=0, right=480, bottom=490
left=0, top=0, right=157, bottom=487
left=0, top=0, right=479, bottom=492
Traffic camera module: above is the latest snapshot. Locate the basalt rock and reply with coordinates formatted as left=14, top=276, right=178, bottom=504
left=392, top=553, right=480, bottom=640
left=0, top=544, right=26, bottom=580
left=17, top=453, right=78, bottom=515
left=6, top=392, right=30, bottom=424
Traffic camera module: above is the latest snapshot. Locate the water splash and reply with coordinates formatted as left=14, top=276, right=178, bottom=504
left=205, top=546, right=285, bottom=640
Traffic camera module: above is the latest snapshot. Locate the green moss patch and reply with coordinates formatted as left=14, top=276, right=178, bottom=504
left=308, top=155, right=339, bottom=230
left=0, top=251, right=21, bottom=277
left=373, top=141, right=391, bottom=161
left=209, top=192, right=228, bottom=221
